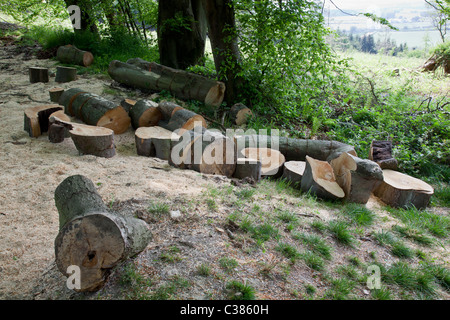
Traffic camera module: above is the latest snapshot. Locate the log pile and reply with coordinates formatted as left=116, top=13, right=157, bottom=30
left=108, top=59, right=225, bottom=108
left=54, top=175, right=151, bottom=292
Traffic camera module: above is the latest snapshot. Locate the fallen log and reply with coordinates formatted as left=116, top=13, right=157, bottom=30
left=233, top=134, right=356, bottom=162
left=24, top=104, right=63, bottom=137
left=54, top=175, right=151, bottom=292
left=169, top=127, right=236, bottom=177
left=56, top=45, right=94, bottom=67
left=58, top=89, right=131, bottom=134
left=55, top=66, right=77, bottom=83
left=282, top=161, right=306, bottom=186
left=373, top=169, right=434, bottom=209
left=369, top=140, right=398, bottom=170
left=29, top=67, right=49, bottom=83
left=233, top=158, right=262, bottom=182
left=159, top=108, right=207, bottom=134
left=229, top=103, right=253, bottom=126
left=120, top=98, right=136, bottom=114
left=240, top=147, right=285, bottom=177
left=135, top=126, right=180, bottom=160
left=108, top=59, right=226, bottom=107
left=158, top=100, right=184, bottom=121
left=129, top=100, right=161, bottom=129
left=50, top=115, right=116, bottom=158
left=49, top=87, right=65, bottom=103
left=300, top=156, right=345, bottom=201
left=330, top=152, right=383, bottom=204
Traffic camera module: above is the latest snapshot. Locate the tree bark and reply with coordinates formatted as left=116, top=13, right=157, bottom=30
left=129, top=100, right=161, bottom=129
left=159, top=108, right=207, bottom=134
left=202, top=0, right=244, bottom=103
left=29, top=67, right=49, bottom=83
left=233, top=157, right=262, bottom=182
left=57, top=45, right=94, bottom=67
left=229, top=103, right=253, bottom=125
left=282, top=161, right=306, bottom=186
left=55, top=66, right=77, bottom=83
left=108, top=59, right=225, bottom=107
left=49, top=87, right=65, bottom=103
left=157, top=0, right=207, bottom=69
left=369, top=140, right=398, bottom=170
left=54, top=175, right=151, bottom=292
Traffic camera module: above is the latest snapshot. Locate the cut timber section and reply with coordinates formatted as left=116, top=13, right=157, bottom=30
left=169, top=127, right=236, bottom=177
left=159, top=108, right=207, bottom=135
left=282, top=161, right=306, bottom=186
left=135, top=126, right=180, bottom=160
left=108, top=59, right=225, bottom=107
left=24, top=105, right=63, bottom=137
left=49, top=87, right=65, bottom=103
left=58, top=88, right=130, bottom=134
left=373, top=169, right=434, bottom=210
left=229, top=103, right=253, bottom=126
left=29, top=67, right=49, bottom=83
left=56, top=45, right=94, bottom=67
left=301, top=156, right=345, bottom=201
left=55, top=66, right=77, bottom=83
left=129, top=100, right=161, bottom=129
left=54, top=175, right=151, bottom=292
left=240, top=147, right=285, bottom=178
left=369, top=140, right=398, bottom=170
left=233, top=158, right=262, bottom=182
left=158, top=100, right=184, bottom=121
left=330, top=152, right=383, bottom=204
left=50, top=115, right=116, bottom=158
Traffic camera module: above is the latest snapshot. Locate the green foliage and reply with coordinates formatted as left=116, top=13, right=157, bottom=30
left=226, top=280, right=256, bottom=300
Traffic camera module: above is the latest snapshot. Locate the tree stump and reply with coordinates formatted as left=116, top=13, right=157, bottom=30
left=56, top=45, right=94, bottom=67
left=233, top=158, right=262, bottom=182
left=229, top=103, right=253, bottom=125
left=135, top=126, right=180, bottom=160
left=373, top=169, right=434, bottom=209
left=240, top=147, right=285, bottom=178
left=29, top=67, right=49, bottom=83
left=48, top=124, right=66, bottom=143
left=282, top=161, right=306, bottom=186
left=129, top=100, right=162, bottom=129
left=55, top=66, right=77, bottom=83
left=54, top=175, right=152, bottom=292
left=24, top=105, right=63, bottom=137
left=49, top=87, right=65, bottom=103
left=300, top=156, right=345, bottom=201
left=50, top=115, right=116, bottom=158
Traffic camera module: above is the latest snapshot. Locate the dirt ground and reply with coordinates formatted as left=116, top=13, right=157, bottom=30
left=0, top=32, right=449, bottom=301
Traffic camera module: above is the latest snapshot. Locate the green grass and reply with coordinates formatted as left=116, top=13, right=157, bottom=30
left=226, top=280, right=256, bottom=300
left=372, top=230, right=415, bottom=259
left=150, top=276, right=190, bottom=300
left=147, top=201, right=170, bottom=216
left=328, top=220, right=355, bottom=246
left=196, top=263, right=212, bottom=277
left=392, top=225, right=435, bottom=246
left=341, top=203, right=376, bottom=227
left=218, top=257, right=239, bottom=272
left=300, top=251, right=325, bottom=271
left=275, top=242, right=301, bottom=262
left=293, top=232, right=332, bottom=259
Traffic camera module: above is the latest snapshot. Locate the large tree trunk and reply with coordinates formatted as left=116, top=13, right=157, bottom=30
left=54, top=175, right=151, bottom=292
left=202, top=0, right=244, bottom=103
left=157, top=0, right=207, bottom=69
left=108, top=59, right=225, bottom=108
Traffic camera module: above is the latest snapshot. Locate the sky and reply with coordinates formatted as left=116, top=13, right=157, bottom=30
left=326, top=0, right=428, bottom=11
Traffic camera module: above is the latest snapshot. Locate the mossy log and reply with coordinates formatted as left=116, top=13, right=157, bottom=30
left=56, top=45, right=94, bottom=67
left=54, top=175, right=151, bottom=292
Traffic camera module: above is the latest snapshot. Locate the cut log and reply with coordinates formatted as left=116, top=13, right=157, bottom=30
left=48, top=123, right=65, bottom=143
left=50, top=116, right=116, bottom=158
left=233, top=134, right=357, bottom=162
left=54, top=175, right=151, bottom=292
left=56, top=45, right=94, bottom=67
left=369, top=140, right=398, bottom=170
left=49, top=110, right=71, bottom=138
left=55, top=66, right=77, bottom=83
left=233, top=158, right=262, bottom=182
left=159, top=108, right=206, bottom=134
left=120, top=99, right=136, bottom=114
left=29, top=67, right=49, bottom=83
left=49, top=87, right=65, bottom=103
left=169, top=127, right=236, bottom=177
left=282, top=161, right=306, bottom=186
left=24, top=105, right=63, bottom=137
left=158, top=100, right=184, bottom=121
left=229, top=103, right=253, bottom=125
left=58, top=89, right=130, bottom=134
left=373, top=169, right=434, bottom=209
left=135, top=126, right=180, bottom=160
left=108, top=59, right=226, bottom=107
left=129, top=100, right=161, bottom=130
left=240, top=147, right=285, bottom=177
left=300, top=156, right=345, bottom=201
left=330, top=152, right=383, bottom=204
